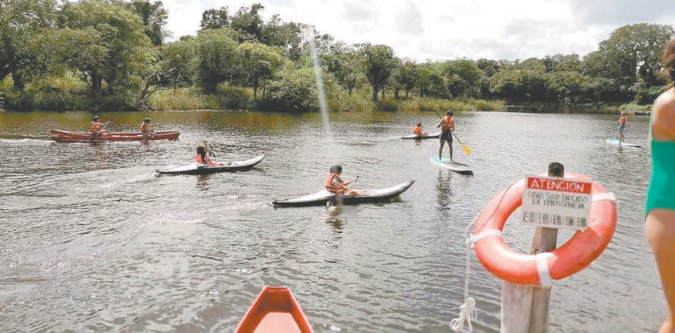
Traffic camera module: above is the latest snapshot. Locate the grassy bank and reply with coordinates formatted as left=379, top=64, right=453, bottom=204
left=149, top=87, right=506, bottom=112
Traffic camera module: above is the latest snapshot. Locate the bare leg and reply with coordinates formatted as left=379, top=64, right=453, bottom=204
left=439, top=141, right=445, bottom=159
left=646, top=209, right=675, bottom=333
left=448, top=141, right=453, bottom=161
left=620, top=130, right=625, bottom=142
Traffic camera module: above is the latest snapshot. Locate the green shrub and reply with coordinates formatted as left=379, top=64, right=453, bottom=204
left=215, top=83, right=251, bottom=110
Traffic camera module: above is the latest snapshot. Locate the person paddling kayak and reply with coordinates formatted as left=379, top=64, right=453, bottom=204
left=413, top=122, right=427, bottom=137
left=437, top=110, right=455, bottom=161
left=89, top=116, right=108, bottom=137
left=325, top=164, right=360, bottom=195
left=618, top=112, right=629, bottom=142
left=139, top=118, right=153, bottom=134
left=195, top=146, right=227, bottom=166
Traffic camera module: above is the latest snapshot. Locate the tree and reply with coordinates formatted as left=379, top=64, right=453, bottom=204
left=443, top=59, right=481, bottom=98
left=360, top=44, right=396, bottom=101
left=126, top=0, right=169, bottom=46
left=260, top=14, right=302, bottom=60
left=195, top=28, right=240, bottom=94
left=324, top=42, right=363, bottom=96
left=236, top=42, right=286, bottom=98
left=230, top=3, right=264, bottom=42
left=0, top=0, right=58, bottom=90
left=393, top=58, right=418, bottom=99
left=417, top=62, right=446, bottom=98
left=200, top=7, right=229, bottom=30
left=543, top=54, right=581, bottom=73
left=583, top=23, right=674, bottom=94
left=159, top=39, right=197, bottom=89
left=55, top=0, right=154, bottom=105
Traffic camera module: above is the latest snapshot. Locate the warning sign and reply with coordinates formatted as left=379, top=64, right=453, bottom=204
left=521, top=176, right=593, bottom=230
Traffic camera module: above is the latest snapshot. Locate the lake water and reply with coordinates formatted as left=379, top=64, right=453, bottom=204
left=0, top=110, right=661, bottom=332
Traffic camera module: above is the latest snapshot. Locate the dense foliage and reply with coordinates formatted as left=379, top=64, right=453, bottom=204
left=0, top=0, right=672, bottom=112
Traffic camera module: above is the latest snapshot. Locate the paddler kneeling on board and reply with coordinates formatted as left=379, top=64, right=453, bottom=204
left=325, top=165, right=361, bottom=196
left=437, top=110, right=455, bottom=161
left=195, top=146, right=226, bottom=166
left=413, top=122, right=428, bottom=137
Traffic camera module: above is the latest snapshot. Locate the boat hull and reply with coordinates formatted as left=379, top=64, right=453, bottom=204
left=401, top=132, right=441, bottom=139
left=272, top=180, right=415, bottom=207
left=50, top=129, right=180, bottom=142
left=157, top=155, right=266, bottom=175
left=235, top=286, right=314, bottom=333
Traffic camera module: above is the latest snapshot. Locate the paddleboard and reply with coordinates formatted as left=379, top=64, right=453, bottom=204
left=606, top=138, right=642, bottom=148
left=430, top=156, right=473, bottom=175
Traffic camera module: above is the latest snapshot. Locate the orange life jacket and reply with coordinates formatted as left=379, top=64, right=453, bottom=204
left=139, top=122, right=150, bottom=133
left=90, top=121, right=102, bottom=134
left=441, top=116, right=454, bottom=130
left=195, top=154, right=205, bottom=164
left=325, top=173, right=343, bottom=192
left=414, top=126, right=422, bottom=135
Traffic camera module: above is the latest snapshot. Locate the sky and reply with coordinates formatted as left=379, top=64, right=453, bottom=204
left=160, top=0, right=675, bottom=62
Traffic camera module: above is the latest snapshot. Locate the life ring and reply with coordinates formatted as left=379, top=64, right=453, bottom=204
left=472, top=172, right=617, bottom=286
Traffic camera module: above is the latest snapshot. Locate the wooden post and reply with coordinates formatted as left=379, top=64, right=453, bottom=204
left=500, top=226, right=558, bottom=333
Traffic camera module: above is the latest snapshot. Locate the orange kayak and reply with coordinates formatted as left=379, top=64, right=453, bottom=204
left=234, top=287, right=314, bottom=333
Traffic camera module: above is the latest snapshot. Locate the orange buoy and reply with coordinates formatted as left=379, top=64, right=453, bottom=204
left=472, top=172, right=617, bottom=285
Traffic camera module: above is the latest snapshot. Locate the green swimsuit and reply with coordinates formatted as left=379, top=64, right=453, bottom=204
left=645, top=138, right=675, bottom=216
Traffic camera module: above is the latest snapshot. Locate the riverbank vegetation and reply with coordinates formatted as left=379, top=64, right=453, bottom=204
left=0, top=0, right=672, bottom=113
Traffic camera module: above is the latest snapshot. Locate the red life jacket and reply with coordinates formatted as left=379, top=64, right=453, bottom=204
left=414, top=126, right=422, bottom=135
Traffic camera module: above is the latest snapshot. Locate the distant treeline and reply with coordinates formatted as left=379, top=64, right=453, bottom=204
left=0, top=0, right=672, bottom=112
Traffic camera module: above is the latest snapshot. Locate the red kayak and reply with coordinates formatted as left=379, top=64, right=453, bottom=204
left=50, top=129, right=180, bottom=142
left=235, top=287, right=314, bottom=333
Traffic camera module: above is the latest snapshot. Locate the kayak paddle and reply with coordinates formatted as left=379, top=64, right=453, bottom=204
left=433, top=111, right=472, bottom=155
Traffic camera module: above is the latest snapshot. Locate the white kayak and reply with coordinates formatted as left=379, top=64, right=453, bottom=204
left=430, top=156, right=473, bottom=175
left=401, top=132, right=441, bottom=139
left=606, top=138, right=642, bottom=148
left=272, top=180, right=415, bottom=207
left=157, top=155, right=266, bottom=175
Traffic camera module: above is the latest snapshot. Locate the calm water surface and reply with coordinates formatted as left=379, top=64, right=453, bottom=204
left=0, top=110, right=661, bottom=332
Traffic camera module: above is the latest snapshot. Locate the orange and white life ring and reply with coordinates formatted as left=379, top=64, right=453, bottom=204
left=472, top=172, right=617, bottom=286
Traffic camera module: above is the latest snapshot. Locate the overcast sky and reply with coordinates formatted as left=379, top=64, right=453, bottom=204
left=161, top=0, right=675, bottom=62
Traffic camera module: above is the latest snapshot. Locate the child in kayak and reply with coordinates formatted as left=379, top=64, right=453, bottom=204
left=618, top=112, right=629, bottom=142
left=139, top=118, right=154, bottom=134
left=195, top=146, right=226, bottom=166
left=89, top=116, right=108, bottom=137
left=413, top=122, right=427, bottom=137
left=325, top=165, right=360, bottom=195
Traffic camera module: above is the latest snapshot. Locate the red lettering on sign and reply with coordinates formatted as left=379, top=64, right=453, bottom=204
left=526, top=177, right=592, bottom=194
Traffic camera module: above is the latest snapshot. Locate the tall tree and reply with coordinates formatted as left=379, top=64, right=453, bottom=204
left=0, top=0, right=58, bottom=90
left=55, top=0, right=154, bottom=104
left=126, top=0, right=169, bottom=46
left=360, top=44, right=396, bottom=101
left=393, top=58, right=418, bottom=99
left=200, top=7, right=229, bottom=30
left=230, top=3, right=264, bottom=42
left=236, top=42, right=286, bottom=98
left=583, top=23, right=674, bottom=92
left=195, top=28, right=239, bottom=94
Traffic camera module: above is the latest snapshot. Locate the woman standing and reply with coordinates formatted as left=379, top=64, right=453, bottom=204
left=646, top=38, right=675, bottom=333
